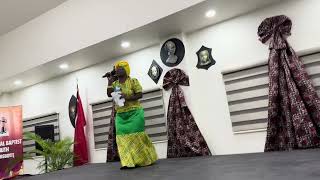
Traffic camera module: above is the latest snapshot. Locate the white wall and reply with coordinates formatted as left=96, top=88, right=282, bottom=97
left=1, top=0, right=320, bottom=174
left=0, top=93, right=11, bottom=106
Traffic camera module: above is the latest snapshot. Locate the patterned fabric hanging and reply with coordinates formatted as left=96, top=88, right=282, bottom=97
left=106, top=104, right=120, bottom=162
left=163, top=68, right=211, bottom=158
left=258, top=15, right=320, bottom=151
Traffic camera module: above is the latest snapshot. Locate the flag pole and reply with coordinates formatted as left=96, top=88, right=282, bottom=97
left=76, top=78, right=79, bottom=95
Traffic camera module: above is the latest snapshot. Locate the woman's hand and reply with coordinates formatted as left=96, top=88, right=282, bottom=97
left=120, top=93, right=129, bottom=101
left=107, top=75, right=117, bottom=85
left=120, top=92, right=142, bottom=102
left=107, top=75, right=117, bottom=97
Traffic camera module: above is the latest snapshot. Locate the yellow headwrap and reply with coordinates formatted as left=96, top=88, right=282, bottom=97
left=115, top=60, right=130, bottom=76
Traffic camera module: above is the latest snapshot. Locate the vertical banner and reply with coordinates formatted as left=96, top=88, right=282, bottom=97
left=0, top=106, right=23, bottom=179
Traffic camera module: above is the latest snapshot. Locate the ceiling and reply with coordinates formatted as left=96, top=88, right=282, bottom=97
left=0, top=0, right=67, bottom=36
left=0, top=0, right=284, bottom=94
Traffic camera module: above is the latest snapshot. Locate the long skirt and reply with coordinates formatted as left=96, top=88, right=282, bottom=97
left=115, top=108, right=158, bottom=167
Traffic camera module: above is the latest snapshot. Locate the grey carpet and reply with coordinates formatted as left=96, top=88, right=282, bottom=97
left=22, top=149, right=320, bottom=180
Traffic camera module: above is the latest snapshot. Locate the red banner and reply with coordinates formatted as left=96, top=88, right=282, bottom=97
left=0, top=106, right=23, bottom=179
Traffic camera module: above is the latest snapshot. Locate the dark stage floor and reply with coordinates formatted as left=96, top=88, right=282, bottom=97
left=22, top=149, right=320, bottom=180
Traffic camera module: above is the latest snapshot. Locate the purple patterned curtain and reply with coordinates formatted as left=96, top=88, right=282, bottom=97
left=106, top=104, right=120, bottom=162
left=258, top=15, right=320, bottom=151
left=163, top=68, right=211, bottom=158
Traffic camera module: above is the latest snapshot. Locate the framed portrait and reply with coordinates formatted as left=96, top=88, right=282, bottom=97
left=196, top=46, right=216, bottom=70
left=160, top=38, right=185, bottom=67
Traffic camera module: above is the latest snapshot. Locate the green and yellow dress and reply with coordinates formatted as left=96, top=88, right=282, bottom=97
left=112, top=77, right=158, bottom=167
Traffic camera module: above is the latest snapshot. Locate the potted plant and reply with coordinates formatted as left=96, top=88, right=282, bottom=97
left=24, top=132, right=74, bottom=173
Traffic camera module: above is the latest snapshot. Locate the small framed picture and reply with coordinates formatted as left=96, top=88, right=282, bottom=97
left=68, top=95, right=77, bottom=128
left=148, top=60, right=163, bottom=84
left=196, top=46, right=216, bottom=70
